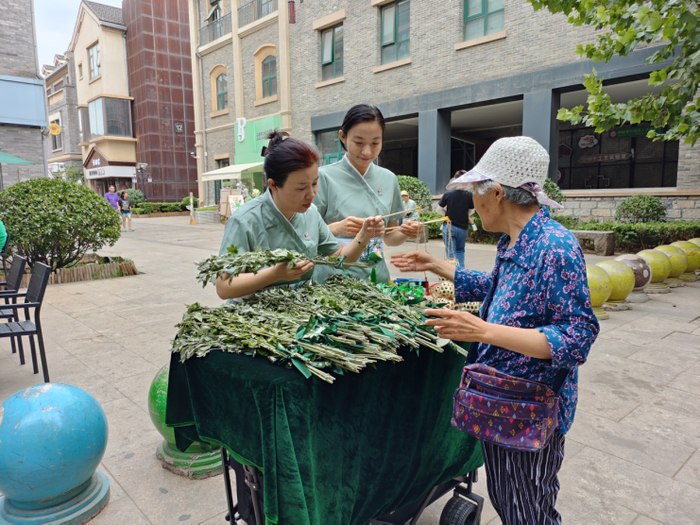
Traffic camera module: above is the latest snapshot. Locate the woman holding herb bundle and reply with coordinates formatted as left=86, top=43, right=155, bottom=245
left=391, top=137, right=599, bottom=525
left=314, top=104, right=422, bottom=283
left=216, top=131, right=381, bottom=300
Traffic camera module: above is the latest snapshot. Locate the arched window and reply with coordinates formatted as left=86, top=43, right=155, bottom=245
left=216, top=73, right=228, bottom=111
left=261, top=56, right=277, bottom=98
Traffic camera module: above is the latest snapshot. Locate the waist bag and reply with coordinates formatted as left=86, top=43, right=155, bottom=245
left=451, top=346, right=568, bottom=452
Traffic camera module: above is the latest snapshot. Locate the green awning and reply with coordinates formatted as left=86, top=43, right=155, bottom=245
left=0, top=152, right=34, bottom=165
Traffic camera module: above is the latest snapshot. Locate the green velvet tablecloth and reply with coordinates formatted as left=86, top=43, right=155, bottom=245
left=165, top=346, right=483, bottom=525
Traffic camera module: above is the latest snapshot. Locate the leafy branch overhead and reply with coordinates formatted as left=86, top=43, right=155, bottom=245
left=528, top=0, right=700, bottom=144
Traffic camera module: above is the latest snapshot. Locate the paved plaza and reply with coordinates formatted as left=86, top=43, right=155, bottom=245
left=1, top=216, right=700, bottom=524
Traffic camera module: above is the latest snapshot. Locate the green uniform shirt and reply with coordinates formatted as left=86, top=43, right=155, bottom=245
left=315, top=156, right=404, bottom=283
left=404, top=199, right=420, bottom=220
left=219, top=190, right=341, bottom=288
left=0, top=220, right=6, bottom=253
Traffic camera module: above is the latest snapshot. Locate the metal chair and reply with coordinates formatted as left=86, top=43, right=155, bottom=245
left=0, top=255, right=27, bottom=360
left=0, top=262, right=52, bottom=382
left=0, top=233, right=9, bottom=281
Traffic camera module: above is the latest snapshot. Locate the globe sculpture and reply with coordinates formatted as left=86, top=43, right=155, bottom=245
left=586, top=265, right=612, bottom=320
left=637, top=249, right=672, bottom=294
left=654, top=245, right=688, bottom=288
left=614, top=254, right=653, bottom=303
left=596, top=260, right=635, bottom=310
left=671, top=241, right=700, bottom=281
left=149, top=364, right=222, bottom=479
left=0, top=384, right=110, bottom=524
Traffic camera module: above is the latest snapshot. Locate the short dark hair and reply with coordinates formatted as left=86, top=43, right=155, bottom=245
left=120, top=191, right=128, bottom=198
left=263, top=130, right=320, bottom=188
left=339, top=104, right=386, bottom=151
left=453, top=170, right=467, bottom=179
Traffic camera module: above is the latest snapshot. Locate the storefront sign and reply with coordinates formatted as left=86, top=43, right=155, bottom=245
left=579, top=152, right=633, bottom=164
left=609, top=127, right=663, bottom=138
left=84, top=165, right=137, bottom=180
left=234, top=115, right=282, bottom=164
left=49, top=123, right=61, bottom=135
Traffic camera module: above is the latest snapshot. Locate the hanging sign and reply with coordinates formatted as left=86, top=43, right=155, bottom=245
left=578, top=135, right=598, bottom=149
left=579, top=152, right=633, bottom=164
left=609, top=127, right=663, bottom=138
left=49, top=123, right=61, bottom=135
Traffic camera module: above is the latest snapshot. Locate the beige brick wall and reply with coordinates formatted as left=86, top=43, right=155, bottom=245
left=557, top=196, right=700, bottom=222
left=240, top=23, right=281, bottom=119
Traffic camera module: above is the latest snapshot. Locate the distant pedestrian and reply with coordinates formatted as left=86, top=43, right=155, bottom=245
left=119, top=191, right=134, bottom=232
left=401, top=190, right=420, bottom=224
left=438, top=170, right=476, bottom=267
left=105, top=185, right=119, bottom=213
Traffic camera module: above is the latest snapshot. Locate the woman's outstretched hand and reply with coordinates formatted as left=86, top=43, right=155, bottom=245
left=390, top=251, right=437, bottom=273
left=424, top=308, right=489, bottom=342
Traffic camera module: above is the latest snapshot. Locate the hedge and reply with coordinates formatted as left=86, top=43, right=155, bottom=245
left=569, top=219, right=700, bottom=252
left=131, top=202, right=187, bottom=214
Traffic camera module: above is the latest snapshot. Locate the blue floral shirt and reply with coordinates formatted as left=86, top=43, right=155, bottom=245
left=455, top=208, right=599, bottom=433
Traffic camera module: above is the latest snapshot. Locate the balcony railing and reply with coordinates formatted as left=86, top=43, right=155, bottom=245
left=238, top=0, right=277, bottom=28
left=199, top=12, right=232, bottom=46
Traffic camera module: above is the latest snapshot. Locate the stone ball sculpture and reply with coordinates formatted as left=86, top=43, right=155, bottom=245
left=614, top=254, right=652, bottom=303
left=586, top=265, right=612, bottom=320
left=654, top=245, right=688, bottom=287
left=149, top=364, right=222, bottom=479
left=0, top=384, right=110, bottom=523
left=596, top=260, right=635, bottom=303
left=688, top=238, right=700, bottom=248
left=671, top=241, right=700, bottom=281
left=637, top=249, right=672, bottom=293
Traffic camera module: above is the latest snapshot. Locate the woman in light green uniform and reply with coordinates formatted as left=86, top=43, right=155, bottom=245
left=216, top=131, right=380, bottom=300
left=314, top=105, right=422, bottom=283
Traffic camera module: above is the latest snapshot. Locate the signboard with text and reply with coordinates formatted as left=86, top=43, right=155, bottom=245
left=609, top=127, right=664, bottom=138
left=234, top=115, right=282, bottom=165
left=579, top=152, right=633, bottom=164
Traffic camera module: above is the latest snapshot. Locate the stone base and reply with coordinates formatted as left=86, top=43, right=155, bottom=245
left=665, top=278, right=685, bottom=288
left=0, top=472, right=110, bottom=525
left=603, top=301, right=632, bottom=311
left=646, top=282, right=671, bottom=294
left=156, top=440, right=222, bottom=480
left=626, top=291, right=650, bottom=303
left=680, top=272, right=698, bottom=282
left=592, top=306, right=609, bottom=320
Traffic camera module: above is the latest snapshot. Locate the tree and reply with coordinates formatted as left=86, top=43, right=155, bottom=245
left=56, top=164, right=85, bottom=184
left=528, top=0, right=700, bottom=145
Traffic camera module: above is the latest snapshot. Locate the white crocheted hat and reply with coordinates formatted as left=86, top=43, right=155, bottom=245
left=446, top=136, right=562, bottom=208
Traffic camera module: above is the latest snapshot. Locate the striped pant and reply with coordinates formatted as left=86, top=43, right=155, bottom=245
left=481, top=432, right=566, bottom=525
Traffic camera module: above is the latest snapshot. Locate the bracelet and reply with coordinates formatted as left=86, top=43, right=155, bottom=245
left=356, top=234, right=367, bottom=245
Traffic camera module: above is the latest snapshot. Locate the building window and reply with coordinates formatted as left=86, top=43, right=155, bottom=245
left=381, top=1, right=410, bottom=65
left=464, top=0, right=504, bottom=41
left=79, top=106, right=90, bottom=143
left=316, top=130, right=343, bottom=166
left=88, top=43, right=101, bottom=79
left=53, top=78, right=64, bottom=91
left=78, top=63, right=83, bottom=79
left=262, top=56, right=277, bottom=98
left=216, top=73, right=228, bottom=111
left=51, top=120, right=62, bottom=151
left=258, top=0, right=274, bottom=18
left=321, top=25, right=343, bottom=81
left=217, top=158, right=230, bottom=169
left=87, top=97, right=132, bottom=139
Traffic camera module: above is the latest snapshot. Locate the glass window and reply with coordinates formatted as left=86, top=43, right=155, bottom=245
left=464, top=0, right=504, bottom=41
left=79, top=107, right=90, bottom=143
left=216, top=73, right=228, bottom=111
left=217, top=158, right=230, bottom=169
left=261, top=55, right=277, bottom=98
left=88, top=99, right=104, bottom=138
left=88, top=43, right=101, bottom=79
left=316, top=130, right=342, bottom=166
left=381, top=1, right=410, bottom=65
left=259, top=0, right=274, bottom=18
left=321, top=25, right=343, bottom=81
left=51, top=120, right=62, bottom=151
left=87, top=97, right=132, bottom=139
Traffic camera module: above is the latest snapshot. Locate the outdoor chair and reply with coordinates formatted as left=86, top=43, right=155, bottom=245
left=0, top=233, right=9, bottom=281
left=0, top=261, right=52, bottom=382
left=0, top=255, right=27, bottom=360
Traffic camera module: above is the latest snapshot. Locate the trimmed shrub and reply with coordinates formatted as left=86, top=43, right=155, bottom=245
left=543, top=178, right=565, bottom=207
left=181, top=195, right=198, bottom=208
left=0, top=178, right=120, bottom=270
left=577, top=219, right=700, bottom=252
left=420, top=212, right=445, bottom=238
left=615, top=195, right=666, bottom=223
left=124, top=188, right=145, bottom=208
left=131, top=208, right=144, bottom=215
left=551, top=215, right=579, bottom=229
left=396, top=175, right=432, bottom=212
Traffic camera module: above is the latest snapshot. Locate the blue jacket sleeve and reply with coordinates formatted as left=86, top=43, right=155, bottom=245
left=537, top=247, right=600, bottom=370
left=454, top=266, right=493, bottom=303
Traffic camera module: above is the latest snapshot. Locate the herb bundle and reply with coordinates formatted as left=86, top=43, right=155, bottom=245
left=173, top=275, right=467, bottom=383
left=196, top=246, right=369, bottom=287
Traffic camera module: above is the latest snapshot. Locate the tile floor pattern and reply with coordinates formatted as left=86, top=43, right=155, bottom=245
left=0, top=216, right=699, bottom=524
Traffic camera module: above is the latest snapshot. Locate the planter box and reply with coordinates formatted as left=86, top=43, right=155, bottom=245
left=194, top=210, right=221, bottom=224
left=18, top=260, right=139, bottom=288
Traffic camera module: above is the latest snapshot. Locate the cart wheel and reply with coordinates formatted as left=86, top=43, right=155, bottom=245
left=439, top=496, right=479, bottom=525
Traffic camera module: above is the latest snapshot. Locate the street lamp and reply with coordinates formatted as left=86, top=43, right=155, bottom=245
left=136, top=163, right=148, bottom=197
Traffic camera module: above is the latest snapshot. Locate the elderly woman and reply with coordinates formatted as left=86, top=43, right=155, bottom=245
left=391, top=136, right=599, bottom=525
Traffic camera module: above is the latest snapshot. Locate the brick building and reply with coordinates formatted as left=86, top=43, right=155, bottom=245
left=188, top=0, right=700, bottom=218
left=0, top=0, right=48, bottom=189
left=42, top=54, right=83, bottom=175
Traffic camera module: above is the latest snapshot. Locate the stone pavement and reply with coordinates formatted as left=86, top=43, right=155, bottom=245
left=1, top=216, right=699, bottom=524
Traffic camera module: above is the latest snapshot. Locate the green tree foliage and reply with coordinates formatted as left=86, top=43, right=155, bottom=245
left=124, top=188, right=145, bottom=207
left=395, top=175, right=433, bottom=212
left=544, top=178, right=566, bottom=207
left=0, top=179, right=121, bottom=270
left=56, top=164, right=84, bottom=184
left=181, top=195, right=198, bottom=209
left=528, top=0, right=700, bottom=144
left=615, top=194, right=667, bottom=222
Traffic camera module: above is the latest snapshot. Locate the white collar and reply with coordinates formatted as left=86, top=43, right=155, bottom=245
left=267, top=188, right=296, bottom=225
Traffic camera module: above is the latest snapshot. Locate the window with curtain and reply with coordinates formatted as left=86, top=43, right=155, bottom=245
left=380, top=0, right=410, bottom=65
left=259, top=0, right=274, bottom=18
left=321, top=25, right=343, bottom=81
left=87, top=97, right=133, bottom=139
left=51, top=120, right=62, bottom=151
left=216, top=73, right=228, bottom=111
left=88, top=43, right=101, bottom=79
left=262, top=55, right=277, bottom=98
left=464, top=0, right=504, bottom=41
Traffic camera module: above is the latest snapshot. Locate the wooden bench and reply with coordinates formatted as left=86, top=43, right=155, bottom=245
left=570, top=230, right=615, bottom=256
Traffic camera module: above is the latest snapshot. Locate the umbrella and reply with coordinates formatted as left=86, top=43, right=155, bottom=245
left=0, top=151, right=35, bottom=191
